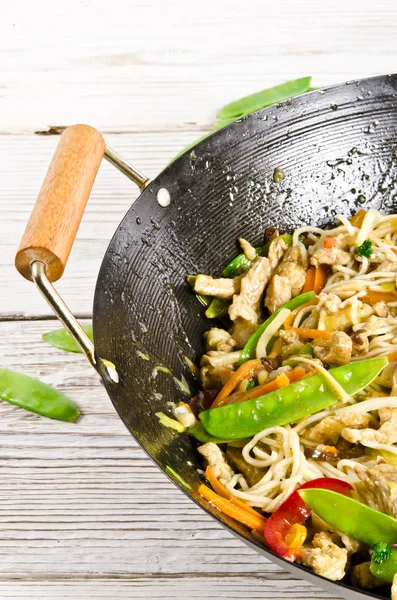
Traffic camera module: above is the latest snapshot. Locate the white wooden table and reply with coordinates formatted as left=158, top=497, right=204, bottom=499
left=1, top=1, right=396, bottom=598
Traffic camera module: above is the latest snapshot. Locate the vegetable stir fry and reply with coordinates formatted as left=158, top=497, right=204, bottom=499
left=181, top=209, right=397, bottom=597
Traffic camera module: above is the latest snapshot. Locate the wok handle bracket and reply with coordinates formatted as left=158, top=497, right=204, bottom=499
left=15, top=124, right=150, bottom=377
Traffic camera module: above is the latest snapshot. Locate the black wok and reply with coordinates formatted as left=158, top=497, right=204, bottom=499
left=16, top=74, right=397, bottom=599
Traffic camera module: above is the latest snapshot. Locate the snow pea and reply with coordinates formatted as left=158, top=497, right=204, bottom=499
left=299, top=489, right=397, bottom=548
left=237, top=291, right=316, bottom=366
left=42, top=323, right=93, bottom=353
left=222, top=234, right=292, bottom=278
left=216, top=77, right=313, bottom=122
left=188, top=422, right=232, bottom=444
left=0, top=368, right=80, bottom=422
left=199, top=357, right=387, bottom=440
left=370, top=543, right=397, bottom=583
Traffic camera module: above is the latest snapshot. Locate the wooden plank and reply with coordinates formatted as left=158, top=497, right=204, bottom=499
left=0, top=0, right=396, bottom=133
left=0, top=132, right=201, bottom=318
left=0, top=579, right=339, bottom=599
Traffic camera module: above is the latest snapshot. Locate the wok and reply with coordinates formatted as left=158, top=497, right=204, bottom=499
left=15, top=74, right=397, bottom=599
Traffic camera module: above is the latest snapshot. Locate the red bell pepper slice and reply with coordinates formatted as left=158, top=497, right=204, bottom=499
left=264, top=477, right=353, bottom=562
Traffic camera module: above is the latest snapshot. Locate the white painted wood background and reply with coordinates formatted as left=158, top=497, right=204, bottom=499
left=0, top=1, right=396, bottom=598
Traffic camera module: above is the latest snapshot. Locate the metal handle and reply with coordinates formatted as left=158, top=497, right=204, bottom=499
left=14, top=124, right=150, bottom=374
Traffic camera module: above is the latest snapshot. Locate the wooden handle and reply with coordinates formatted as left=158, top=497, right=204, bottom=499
left=15, top=124, right=105, bottom=282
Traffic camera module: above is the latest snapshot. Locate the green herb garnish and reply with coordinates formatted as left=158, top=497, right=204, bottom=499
left=356, top=239, right=373, bottom=258
left=372, top=542, right=392, bottom=565
left=166, top=466, right=191, bottom=489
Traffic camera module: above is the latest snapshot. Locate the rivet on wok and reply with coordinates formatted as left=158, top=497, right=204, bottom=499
left=157, top=188, right=171, bottom=207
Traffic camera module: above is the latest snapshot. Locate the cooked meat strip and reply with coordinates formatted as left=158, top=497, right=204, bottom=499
left=267, top=237, right=288, bottom=272
left=230, top=319, right=258, bottom=349
left=297, top=532, right=348, bottom=581
left=226, top=446, right=265, bottom=487
left=342, top=407, right=397, bottom=445
left=229, top=256, right=271, bottom=323
left=238, top=237, right=257, bottom=261
left=351, top=562, right=384, bottom=589
left=200, top=365, right=233, bottom=389
left=310, top=246, right=351, bottom=267
left=305, top=413, right=371, bottom=444
left=198, top=443, right=234, bottom=483
left=194, top=274, right=240, bottom=299
left=265, top=246, right=307, bottom=312
left=313, top=331, right=352, bottom=365
left=354, top=463, right=397, bottom=518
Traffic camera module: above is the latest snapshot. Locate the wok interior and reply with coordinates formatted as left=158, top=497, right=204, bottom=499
left=94, top=74, right=397, bottom=599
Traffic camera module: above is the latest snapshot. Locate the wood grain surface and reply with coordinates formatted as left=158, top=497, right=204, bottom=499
left=1, top=0, right=396, bottom=598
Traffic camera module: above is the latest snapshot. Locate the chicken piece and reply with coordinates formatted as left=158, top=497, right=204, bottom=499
left=375, top=260, right=397, bottom=273
left=306, top=413, right=371, bottom=444
left=238, top=237, right=256, bottom=261
left=351, top=562, right=384, bottom=589
left=230, top=319, right=258, bottom=349
left=204, top=328, right=236, bottom=353
left=339, top=533, right=362, bottom=555
left=283, top=245, right=308, bottom=269
left=229, top=256, right=270, bottom=324
left=194, top=274, right=241, bottom=299
left=354, top=463, right=397, bottom=518
left=350, top=328, right=370, bottom=354
left=226, top=446, right=265, bottom=486
left=279, top=329, right=300, bottom=345
left=313, top=331, right=352, bottom=365
left=342, top=407, right=397, bottom=445
left=276, top=261, right=307, bottom=296
left=311, top=246, right=351, bottom=267
left=317, top=292, right=342, bottom=315
left=264, top=275, right=292, bottom=312
left=198, top=442, right=234, bottom=483
left=297, top=532, right=348, bottom=581
left=267, top=237, right=288, bottom=272
left=200, top=365, right=233, bottom=389
left=264, top=246, right=307, bottom=312
left=373, top=301, right=389, bottom=317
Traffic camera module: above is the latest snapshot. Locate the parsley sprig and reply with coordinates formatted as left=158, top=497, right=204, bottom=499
left=356, top=239, right=373, bottom=258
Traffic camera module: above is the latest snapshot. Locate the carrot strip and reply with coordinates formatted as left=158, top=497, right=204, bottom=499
left=288, top=327, right=332, bottom=340
left=361, top=290, right=397, bottom=305
left=211, top=359, right=262, bottom=407
left=388, top=352, right=397, bottom=363
left=224, top=369, right=307, bottom=406
left=350, top=209, right=367, bottom=228
left=204, top=467, right=264, bottom=518
left=324, top=237, right=337, bottom=249
left=284, top=299, right=318, bottom=329
left=268, top=337, right=283, bottom=359
left=392, top=248, right=397, bottom=256
left=313, top=265, right=328, bottom=294
left=198, top=483, right=266, bottom=532
left=302, top=266, right=316, bottom=293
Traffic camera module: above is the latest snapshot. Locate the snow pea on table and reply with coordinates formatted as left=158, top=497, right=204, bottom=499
left=199, top=357, right=387, bottom=440
left=0, top=368, right=80, bottom=422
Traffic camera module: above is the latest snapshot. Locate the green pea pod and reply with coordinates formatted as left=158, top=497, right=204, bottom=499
left=187, top=275, right=212, bottom=308
left=0, top=368, right=80, bottom=422
left=42, top=323, right=93, bottom=353
left=299, top=489, right=397, bottom=548
left=205, top=298, right=230, bottom=319
left=216, top=77, right=313, bottom=121
left=370, top=544, right=397, bottom=583
left=188, top=422, right=232, bottom=444
left=199, top=357, right=387, bottom=440
left=222, top=234, right=292, bottom=278
left=237, top=291, right=316, bottom=366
